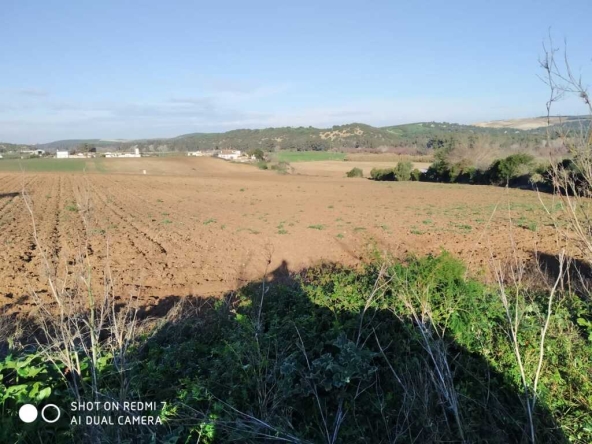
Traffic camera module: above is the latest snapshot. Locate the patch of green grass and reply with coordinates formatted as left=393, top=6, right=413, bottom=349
left=0, top=158, right=89, bottom=172
left=157, top=199, right=164, bottom=203
left=240, top=188, right=245, bottom=192
left=308, top=224, right=325, bottom=230
left=422, top=219, right=433, bottom=225
left=273, top=151, right=346, bottom=162
left=161, top=219, right=172, bottom=225
left=65, top=203, right=78, bottom=212
left=336, top=233, right=345, bottom=239
left=203, top=218, right=217, bottom=225
left=277, top=222, right=289, bottom=235
left=449, top=222, right=472, bottom=233
left=516, top=217, right=538, bottom=232
left=353, top=227, right=366, bottom=232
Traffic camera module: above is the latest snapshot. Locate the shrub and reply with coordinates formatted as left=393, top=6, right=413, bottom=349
left=370, top=167, right=396, bottom=181
left=370, top=163, right=414, bottom=181
left=393, top=161, right=413, bottom=181
left=247, top=148, right=266, bottom=161
left=270, top=161, right=292, bottom=174
left=410, top=168, right=422, bottom=181
left=257, top=161, right=268, bottom=170
left=346, top=167, right=363, bottom=178
left=487, top=153, right=535, bottom=185
left=423, top=160, right=450, bottom=182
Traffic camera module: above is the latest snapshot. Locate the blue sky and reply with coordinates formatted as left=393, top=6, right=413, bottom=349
left=1, top=0, right=591, bottom=143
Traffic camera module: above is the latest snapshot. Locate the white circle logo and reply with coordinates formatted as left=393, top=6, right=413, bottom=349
left=19, top=404, right=38, bottom=423
left=41, top=404, right=61, bottom=423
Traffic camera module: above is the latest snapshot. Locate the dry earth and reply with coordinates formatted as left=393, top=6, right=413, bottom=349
left=0, top=157, right=562, bottom=316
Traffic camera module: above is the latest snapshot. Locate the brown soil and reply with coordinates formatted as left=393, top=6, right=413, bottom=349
left=0, top=157, right=562, bottom=316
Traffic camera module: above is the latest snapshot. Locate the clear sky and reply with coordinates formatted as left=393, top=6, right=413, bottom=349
left=1, top=0, right=591, bottom=143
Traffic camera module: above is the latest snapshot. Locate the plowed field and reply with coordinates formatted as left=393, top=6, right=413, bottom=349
left=0, top=157, right=560, bottom=316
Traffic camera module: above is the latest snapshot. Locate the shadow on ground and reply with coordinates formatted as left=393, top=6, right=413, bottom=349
left=0, top=192, right=19, bottom=199
left=127, top=259, right=568, bottom=443
left=2, top=258, right=578, bottom=443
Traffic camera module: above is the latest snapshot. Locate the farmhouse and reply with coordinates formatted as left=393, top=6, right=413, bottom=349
left=187, top=151, right=213, bottom=157
left=21, top=149, right=46, bottom=156
left=218, top=150, right=242, bottom=160
left=105, top=148, right=141, bottom=158
left=56, top=151, right=69, bottom=159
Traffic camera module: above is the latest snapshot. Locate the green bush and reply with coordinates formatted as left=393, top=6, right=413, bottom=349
left=421, top=153, right=545, bottom=188
left=247, top=148, right=265, bottom=161
left=270, top=161, right=292, bottom=174
left=370, top=162, right=414, bottom=181
left=410, top=168, right=422, bottom=181
left=257, top=161, right=268, bottom=170
left=370, top=167, right=396, bottom=181
left=487, top=153, right=535, bottom=185
left=346, top=167, right=363, bottom=178
left=393, top=160, right=413, bottom=181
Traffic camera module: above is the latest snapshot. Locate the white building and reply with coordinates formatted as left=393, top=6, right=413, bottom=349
left=56, top=151, right=69, bottom=159
left=187, top=151, right=214, bottom=157
left=22, top=149, right=45, bottom=156
left=105, top=148, right=141, bottom=158
left=218, top=150, right=242, bottom=160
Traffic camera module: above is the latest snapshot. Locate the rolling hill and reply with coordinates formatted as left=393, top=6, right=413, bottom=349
left=1, top=117, right=587, bottom=155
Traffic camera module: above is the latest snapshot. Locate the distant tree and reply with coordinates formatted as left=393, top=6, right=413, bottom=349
left=247, top=148, right=266, bottom=161
left=487, top=153, right=534, bottom=185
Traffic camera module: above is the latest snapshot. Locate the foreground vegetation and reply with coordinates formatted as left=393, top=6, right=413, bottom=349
left=1, top=252, right=590, bottom=443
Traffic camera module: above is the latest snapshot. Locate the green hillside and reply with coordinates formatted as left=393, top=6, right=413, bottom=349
left=2, top=117, right=587, bottom=156
left=116, top=121, right=550, bottom=153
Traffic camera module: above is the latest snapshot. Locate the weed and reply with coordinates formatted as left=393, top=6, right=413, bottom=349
left=308, top=224, right=325, bottom=230
left=203, top=218, right=217, bottom=225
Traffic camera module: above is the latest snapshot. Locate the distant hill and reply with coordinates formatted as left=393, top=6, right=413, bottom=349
left=36, top=139, right=129, bottom=150
left=1, top=117, right=588, bottom=155
left=117, top=121, right=544, bottom=154
left=0, top=142, right=33, bottom=152
left=474, top=115, right=591, bottom=130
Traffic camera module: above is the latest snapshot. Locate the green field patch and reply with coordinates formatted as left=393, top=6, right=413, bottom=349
left=0, top=158, right=89, bottom=172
